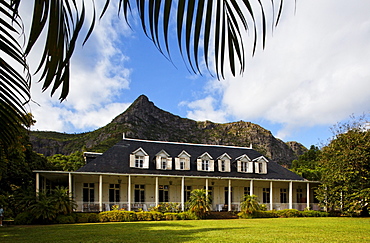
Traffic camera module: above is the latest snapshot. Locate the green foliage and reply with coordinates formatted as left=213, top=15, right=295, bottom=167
left=317, top=117, right=370, bottom=215
left=47, top=151, right=85, bottom=171
left=238, top=209, right=328, bottom=219
left=13, top=187, right=76, bottom=224
left=186, top=189, right=212, bottom=219
left=14, top=211, right=35, bottom=225
left=240, top=194, right=262, bottom=215
left=300, top=210, right=329, bottom=217
left=149, top=202, right=181, bottom=213
left=275, top=209, right=301, bottom=218
left=74, top=213, right=100, bottom=223
left=99, top=211, right=138, bottom=222
left=290, top=145, right=322, bottom=181
left=164, top=213, right=179, bottom=220
left=55, top=215, right=75, bottom=224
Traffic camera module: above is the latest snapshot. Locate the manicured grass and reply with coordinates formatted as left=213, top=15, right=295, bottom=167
left=1, top=217, right=369, bottom=242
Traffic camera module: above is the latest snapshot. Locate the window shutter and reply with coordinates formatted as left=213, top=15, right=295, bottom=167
left=185, top=157, right=190, bottom=170
left=225, top=159, right=231, bottom=172
left=254, top=162, right=259, bottom=173
left=237, top=161, right=241, bottom=172
left=167, top=158, right=172, bottom=170
left=218, top=160, right=222, bottom=171
left=130, top=154, right=135, bottom=167
left=143, top=155, right=150, bottom=169
left=175, top=158, right=180, bottom=170
left=209, top=160, right=214, bottom=171
left=248, top=162, right=253, bottom=173
left=197, top=159, right=202, bottom=171
left=156, top=156, right=161, bottom=169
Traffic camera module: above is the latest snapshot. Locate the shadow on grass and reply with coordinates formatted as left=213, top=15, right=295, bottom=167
left=0, top=221, right=246, bottom=243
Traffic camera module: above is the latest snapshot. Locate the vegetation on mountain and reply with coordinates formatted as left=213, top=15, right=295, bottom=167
left=30, top=95, right=306, bottom=165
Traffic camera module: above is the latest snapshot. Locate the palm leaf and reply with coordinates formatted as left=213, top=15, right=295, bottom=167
left=0, top=0, right=30, bottom=148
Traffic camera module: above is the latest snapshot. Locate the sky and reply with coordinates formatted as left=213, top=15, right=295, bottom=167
left=23, top=0, right=370, bottom=149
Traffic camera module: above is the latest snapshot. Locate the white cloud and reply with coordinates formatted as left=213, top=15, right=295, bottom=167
left=184, top=0, right=370, bottom=140
left=184, top=96, right=228, bottom=123
left=23, top=2, right=133, bottom=132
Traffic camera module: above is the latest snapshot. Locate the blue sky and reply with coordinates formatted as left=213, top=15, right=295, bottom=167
left=24, top=0, right=370, bottom=149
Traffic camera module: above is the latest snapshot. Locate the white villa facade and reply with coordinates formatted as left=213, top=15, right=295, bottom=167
left=35, top=137, right=320, bottom=212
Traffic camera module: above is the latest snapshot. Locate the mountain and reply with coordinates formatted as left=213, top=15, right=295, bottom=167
left=30, top=95, right=307, bottom=165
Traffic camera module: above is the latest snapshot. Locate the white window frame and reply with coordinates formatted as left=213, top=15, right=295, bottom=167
left=155, top=150, right=172, bottom=170
left=236, top=154, right=253, bottom=173
left=197, top=152, right=214, bottom=172
left=129, top=147, right=149, bottom=169
left=175, top=150, right=191, bottom=170
left=217, top=153, right=231, bottom=172
left=254, top=156, right=268, bottom=174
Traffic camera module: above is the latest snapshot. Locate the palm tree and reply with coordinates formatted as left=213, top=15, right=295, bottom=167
left=1, top=0, right=284, bottom=147
left=186, top=189, right=212, bottom=219
left=240, top=194, right=261, bottom=215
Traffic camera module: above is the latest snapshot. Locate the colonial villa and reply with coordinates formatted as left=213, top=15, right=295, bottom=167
left=34, top=136, right=320, bottom=212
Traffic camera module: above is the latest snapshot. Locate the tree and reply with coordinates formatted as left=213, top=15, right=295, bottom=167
left=240, top=194, right=261, bottom=216
left=290, top=145, right=323, bottom=181
left=186, top=189, right=212, bottom=219
left=316, top=117, right=370, bottom=215
left=1, top=0, right=285, bottom=147
left=47, top=151, right=85, bottom=171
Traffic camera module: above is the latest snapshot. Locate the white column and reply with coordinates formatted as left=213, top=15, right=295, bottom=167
left=99, top=175, right=103, bottom=211
left=128, top=175, right=131, bottom=211
left=68, top=173, right=72, bottom=198
left=270, top=181, right=273, bottom=210
left=289, top=181, right=293, bottom=209
left=205, top=179, right=209, bottom=196
left=250, top=180, right=254, bottom=196
left=181, top=177, right=185, bottom=211
left=306, top=183, right=310, bottom=209
left=155, top=177, right=159, bottom=206
left=36, top=172, right=40, bottom=196
left=228, top=179, right=232, bottom=211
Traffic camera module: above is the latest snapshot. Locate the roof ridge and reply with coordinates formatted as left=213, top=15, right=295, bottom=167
left=123, top=137, right=253, bottom=150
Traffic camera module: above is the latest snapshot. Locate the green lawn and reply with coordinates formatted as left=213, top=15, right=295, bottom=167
left=1, top=218, right=369, bottom=242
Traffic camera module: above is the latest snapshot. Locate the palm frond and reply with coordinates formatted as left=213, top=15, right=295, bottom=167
left=119, top=0, right=282, bottom=78
left=0, top=0, right=30, bottom=148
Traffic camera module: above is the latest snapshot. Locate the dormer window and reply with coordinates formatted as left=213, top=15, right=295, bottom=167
left=135, top=155, right=144, bottom=168
left=217, top=153, right=231, bottom=172
left=155, top=150, right=172, bottom=170
left=197, top=152, right=214, bottom=172
left=175, top=150, right=191, bottom=170
left=254, top=156, right=268, bottom=174
left=236, top=154, right=253, bottom=173
left=129, top=148, right=149, bottom=169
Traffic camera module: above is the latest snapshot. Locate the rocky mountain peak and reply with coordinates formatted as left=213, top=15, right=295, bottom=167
left=30, top=95, right=307, bottom=165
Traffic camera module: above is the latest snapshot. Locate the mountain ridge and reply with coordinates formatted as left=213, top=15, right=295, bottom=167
left=30, top=95, right=307, bottom=165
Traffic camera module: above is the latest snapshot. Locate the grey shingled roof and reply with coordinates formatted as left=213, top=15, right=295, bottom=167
left=77, top=138, right=304, bottom=181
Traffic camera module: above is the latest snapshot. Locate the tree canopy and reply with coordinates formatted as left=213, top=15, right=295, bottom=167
left=316, top=117, right=370, bottom=215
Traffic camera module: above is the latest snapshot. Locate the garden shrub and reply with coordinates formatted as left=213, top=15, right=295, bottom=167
left=276, top=209, right=301, bottom=218
left=88, top=213, right=100, bottom=222
left=136, top=212, right=153, bottom=221
left=150, top=211, right=163, bottom=221
left=99, top=211, right=138, bottom=222
left=253, top=210, right=277, bottom=218
left=55, top=215, right=75, bottom=224
left=14, top=211, right=35, bottom=225
left=164, top=213, right=178, bottom=220
left=301, top=210, right=329, bottom=217
left=75, top=213, right=99, bottom=223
